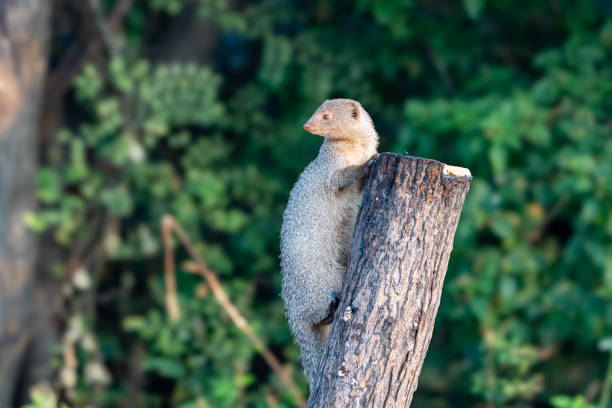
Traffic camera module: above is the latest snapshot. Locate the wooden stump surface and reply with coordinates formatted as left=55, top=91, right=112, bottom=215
left=307, top=153, right=471, bottom=408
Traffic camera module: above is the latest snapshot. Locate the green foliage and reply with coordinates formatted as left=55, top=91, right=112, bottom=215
left=36, top=0, right=612, bottom=406
left=550, top=395, right=597, bottom=408
left=22, top=383, right=69, bottom=408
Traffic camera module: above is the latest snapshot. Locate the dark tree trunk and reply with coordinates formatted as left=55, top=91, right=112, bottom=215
left=307, top=153, right=471, bottom=408
left=0, top=1, right=51, bottom=406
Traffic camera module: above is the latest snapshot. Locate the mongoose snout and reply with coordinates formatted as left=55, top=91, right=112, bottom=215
left=280, top=98, right=379, bottom=390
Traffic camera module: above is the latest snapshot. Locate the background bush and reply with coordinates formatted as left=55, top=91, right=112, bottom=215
left=31, top=0, right=612, bottom=406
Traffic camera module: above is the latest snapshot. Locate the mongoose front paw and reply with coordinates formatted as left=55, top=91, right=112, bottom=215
left=358, top=153, right=380, bottom=179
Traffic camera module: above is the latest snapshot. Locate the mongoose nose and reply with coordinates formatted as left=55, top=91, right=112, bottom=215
left=303, top=124, right=311, bottom=131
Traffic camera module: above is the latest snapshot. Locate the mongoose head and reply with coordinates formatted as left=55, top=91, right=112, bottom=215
left=303, top=98, right=377, bottom=142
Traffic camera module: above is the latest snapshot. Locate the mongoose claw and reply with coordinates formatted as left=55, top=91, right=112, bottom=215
left=330, top=291, right=340, bottom=311
left=317, top=292, right=342, bottom=326
left=318, top=313, right=334, bottom=326
left=364, top=153, right=380, bottom=173
left=367, top=153, right=380, bottom=167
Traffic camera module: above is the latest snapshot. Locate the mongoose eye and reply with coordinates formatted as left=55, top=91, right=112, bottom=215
left=351, top=109, right=358, bottom=119
left=322, top=114, right=330, bottom=120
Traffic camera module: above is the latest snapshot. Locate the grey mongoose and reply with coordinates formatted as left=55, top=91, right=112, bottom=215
left=280, top=98, right=379, bottom=389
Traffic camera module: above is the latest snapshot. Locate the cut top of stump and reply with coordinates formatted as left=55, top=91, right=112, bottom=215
left=443, top=164, right=472, bottom=178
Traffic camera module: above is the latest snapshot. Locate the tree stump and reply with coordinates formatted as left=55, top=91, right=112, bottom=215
left=307, top=153, right=471, bottom=407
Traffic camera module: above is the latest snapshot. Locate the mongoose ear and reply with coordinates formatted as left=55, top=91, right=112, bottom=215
left=350, top=101, right=360, bottom=120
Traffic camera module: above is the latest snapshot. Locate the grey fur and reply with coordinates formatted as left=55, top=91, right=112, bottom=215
left=280, top=99, right=379, bottom=388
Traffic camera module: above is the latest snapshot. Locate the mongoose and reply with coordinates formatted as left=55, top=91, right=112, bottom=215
left=280, top=98, right=379, bottom=388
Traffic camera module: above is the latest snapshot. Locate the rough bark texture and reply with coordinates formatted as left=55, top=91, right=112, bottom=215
left=0, top=1, right=51, bottom=406
left=307, top=153, right=471, bottom=408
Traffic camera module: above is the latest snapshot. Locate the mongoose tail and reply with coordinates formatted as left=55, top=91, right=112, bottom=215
left=291, top=319, right=327, bottom=387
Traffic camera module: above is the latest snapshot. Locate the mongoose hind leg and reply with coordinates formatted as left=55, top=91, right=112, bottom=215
left=329, top=153, right=380, bottom=192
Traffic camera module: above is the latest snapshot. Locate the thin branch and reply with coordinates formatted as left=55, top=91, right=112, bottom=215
left=106, top=0, right=135, bottom=30
left=422, top=40, right=456, bottom=97
left=88, top=0, right=120, bottom=56
left=161, top=215, right=181, bottom=322
left=162, top=215, right=306, bottom=407
left=46, top=0, right=133, bottom=105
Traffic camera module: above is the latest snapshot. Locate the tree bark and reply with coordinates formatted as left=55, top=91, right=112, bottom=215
left=0, top=1, right=51, bottom=406
left=307, top=153, right=471, bottom=408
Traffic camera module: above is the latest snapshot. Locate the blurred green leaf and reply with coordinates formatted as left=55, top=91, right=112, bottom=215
left=463, top=0, right=484, bottom=20
left=144, top=357, right=185, bottom=379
